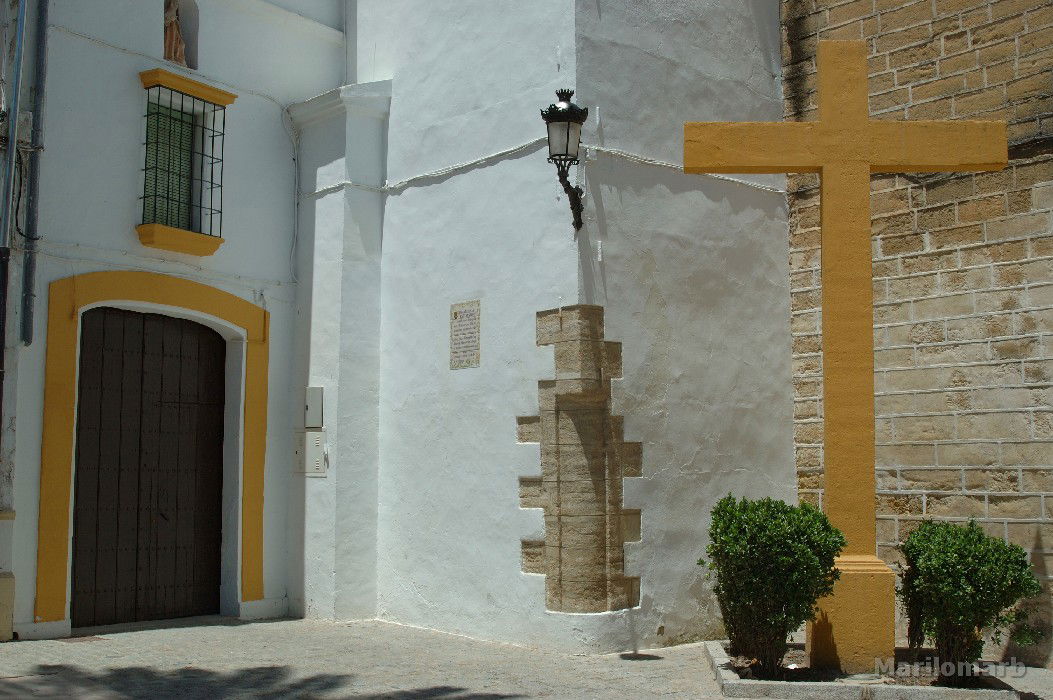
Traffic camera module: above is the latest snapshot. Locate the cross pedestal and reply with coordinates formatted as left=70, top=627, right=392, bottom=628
left=684, top=40, right=1007, bottom=673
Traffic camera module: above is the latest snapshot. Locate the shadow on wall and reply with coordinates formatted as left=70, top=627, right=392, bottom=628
left=579, top=151, right=787, bottom=307
left=586, top=151, right=786, bottom=216
left=0, top=665, right=524, bottom=699
left=1005, top=530, right=1052, bottom=667
left=178, top=0, right=199, bottom=70
left=782, top=0, right=811, bottom=120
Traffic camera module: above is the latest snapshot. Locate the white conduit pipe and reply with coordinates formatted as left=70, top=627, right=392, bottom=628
left=300, top=140, right=787, bottom=199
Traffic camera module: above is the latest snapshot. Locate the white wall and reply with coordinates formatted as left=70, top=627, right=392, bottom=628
left=333, top=83, right=388, bottom=621
left=353, top=0, right=403, bottom=84
left=287, top=80, right=388, bottom=622
left=265, top=0, right=343, bottom=30
left=571, top=0, right=796, bottom=647
left=9, top=0, right=345, bottom=633
left=371, top=0, right=653, bottom=651
left=288, top=95, right=348, bottom=620
left=50, top=0, right=160, bottom=58
left=48, top=0, right=345, bottom=104
left=290, top=158, right=341, bottom=620
left=196, top=0, right=344, bottom=103
left=369, top=0, right=794, bottom=651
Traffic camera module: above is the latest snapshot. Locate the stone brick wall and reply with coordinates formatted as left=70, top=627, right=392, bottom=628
left=782, top=0, right=1053, bottom=660
left=517, top=305, right=641, bottom=613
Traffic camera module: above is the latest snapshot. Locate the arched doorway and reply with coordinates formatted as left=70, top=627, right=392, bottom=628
left=34, top=270, right=270, bottom=628
left=70, top=307, right=225, bottom=627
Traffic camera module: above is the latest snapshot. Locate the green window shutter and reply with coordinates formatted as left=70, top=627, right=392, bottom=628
left=144, top=102, right=194, bottom=230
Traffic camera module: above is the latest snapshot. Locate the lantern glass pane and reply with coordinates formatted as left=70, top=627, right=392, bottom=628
left=547, top=122, right=570, bottom=158
left=566, top=122, right=582, bottom=159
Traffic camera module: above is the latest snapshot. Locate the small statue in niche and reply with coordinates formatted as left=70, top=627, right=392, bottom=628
left=164, top=0, right=187, bottom=67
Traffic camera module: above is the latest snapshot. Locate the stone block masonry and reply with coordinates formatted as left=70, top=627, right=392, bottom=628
left=782, top=0, right=1053, bottom=662
left=518, top=305, right=642, bottom=613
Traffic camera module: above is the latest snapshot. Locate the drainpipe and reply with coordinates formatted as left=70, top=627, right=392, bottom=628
left=0, top=0, right=28, bottom=643
left=19, top=0, right=47, bottom=346
left=0, top=0, right=28, bottom=243
left=0, top=0, right=29, bottom=439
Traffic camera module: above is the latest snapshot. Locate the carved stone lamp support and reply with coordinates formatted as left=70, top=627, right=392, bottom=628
left=553, top=160, right=584, bottom=231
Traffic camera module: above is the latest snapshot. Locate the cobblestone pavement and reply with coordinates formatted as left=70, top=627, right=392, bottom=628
left=1004, top=664, right=1053, bottom=700
left=0, top=618, right=721, bottom=699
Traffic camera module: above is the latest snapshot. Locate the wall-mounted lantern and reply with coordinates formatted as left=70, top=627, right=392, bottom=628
left=541, top=89, right=588, bottom=230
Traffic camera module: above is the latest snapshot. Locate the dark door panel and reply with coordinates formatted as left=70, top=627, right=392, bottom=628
left=71, top=308, right=225, bottom=628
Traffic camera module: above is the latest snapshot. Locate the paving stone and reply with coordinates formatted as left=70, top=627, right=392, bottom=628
left=0, top=618, right=722, bottom=698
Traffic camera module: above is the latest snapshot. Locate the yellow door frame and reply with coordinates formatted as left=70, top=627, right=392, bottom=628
left=34, top=270, right=270, bottom=623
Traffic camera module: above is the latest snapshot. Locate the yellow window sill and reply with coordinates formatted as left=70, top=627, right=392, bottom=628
left=136, top=223, right=224, bottom=256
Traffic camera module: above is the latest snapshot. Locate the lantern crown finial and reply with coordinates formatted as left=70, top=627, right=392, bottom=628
left=541, top=89, right=588, bottom=124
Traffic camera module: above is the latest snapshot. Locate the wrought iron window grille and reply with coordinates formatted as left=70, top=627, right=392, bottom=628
left=141, top=84, right=225, bottom=237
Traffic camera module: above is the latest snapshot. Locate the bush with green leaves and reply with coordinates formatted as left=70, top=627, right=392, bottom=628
left=900, top=520, right=1042, bottom=682
left=700, top=495, right=846, bottom=677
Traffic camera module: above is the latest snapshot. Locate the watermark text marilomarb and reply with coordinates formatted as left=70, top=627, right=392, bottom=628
left=874, top=657, right=1027, bottom=678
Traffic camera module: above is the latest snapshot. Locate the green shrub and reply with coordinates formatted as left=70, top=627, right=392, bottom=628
left=900, top=520, right=1042, bottom=682
left=701, top=495, right=846, bottom=677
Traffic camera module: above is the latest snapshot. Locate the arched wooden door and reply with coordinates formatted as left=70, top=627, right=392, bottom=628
left=70, top=307, right=225, bottom=627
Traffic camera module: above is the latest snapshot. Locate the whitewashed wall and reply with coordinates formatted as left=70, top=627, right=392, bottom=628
left=364, top=0, right=796, bottom=652
left=8, top=0, right=345, bottom=636
left=287, top=79, right=388, bottom=622
left=365, top=0, right=794, bottom=652
left=289, top=98, right=346, bottom=621
left=367, top=0, right=638, bottom=650
left=571, top=0, right=796, bottom=648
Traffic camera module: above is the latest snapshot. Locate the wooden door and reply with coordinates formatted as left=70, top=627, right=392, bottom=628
left=71, top=307, right=225, bottom=628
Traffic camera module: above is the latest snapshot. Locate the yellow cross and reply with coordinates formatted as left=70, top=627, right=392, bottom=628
left=684, top=40, right=1007, bottom=673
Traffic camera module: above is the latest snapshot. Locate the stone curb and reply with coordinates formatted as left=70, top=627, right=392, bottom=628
left=703, top=641, right=1018, bottom=700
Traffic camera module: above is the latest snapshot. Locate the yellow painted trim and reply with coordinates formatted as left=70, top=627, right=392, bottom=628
left=137, top=223, right=224, bottom=256
left=139, top=68, right=238, bottom=106
left=0, top=511, right=13, bottom=521
left=34, top=271, right=269, bottom=623
left=807, top=555, right=896, bottom=673
left=0, top=571, right=13, bottom=642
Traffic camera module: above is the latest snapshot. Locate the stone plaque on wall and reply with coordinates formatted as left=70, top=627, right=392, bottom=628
left=450, top=300, right=480, bottom=369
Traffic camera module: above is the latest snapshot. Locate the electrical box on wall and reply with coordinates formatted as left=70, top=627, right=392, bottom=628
left=305, top=386, right=323, bottom=429
left=300, top=429, right=327, bottom=477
